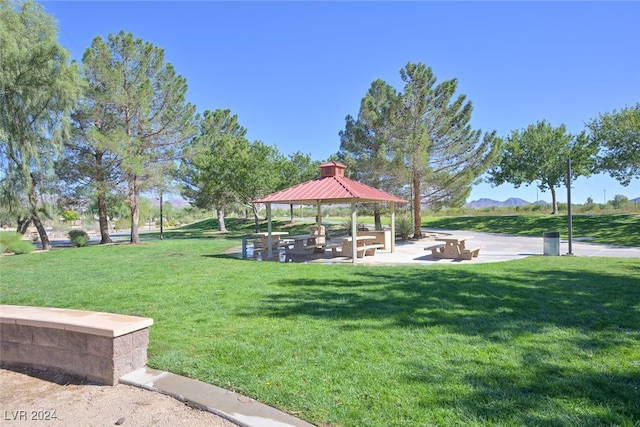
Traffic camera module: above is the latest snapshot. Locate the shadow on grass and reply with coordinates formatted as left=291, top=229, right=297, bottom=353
left=245, top=260, right=639, bottom=423
left=252, top=263, right=640, bottom=337
left=150, top=218, right=316, bottom=241
left=406, top=359, right=640, bottom=425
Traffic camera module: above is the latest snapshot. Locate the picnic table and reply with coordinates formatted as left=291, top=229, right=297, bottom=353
left=252, top=232, right=288, bottom=249
left=425, top=236, right=482, bottom=260
left=285, top=233, right=326, bottom=255
left=341, top=235, right=383, bottom=258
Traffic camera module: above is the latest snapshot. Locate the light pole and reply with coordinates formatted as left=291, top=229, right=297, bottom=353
left=566, top=160, right=573, bottom=255
left=603, top=189, right=606, bottom=205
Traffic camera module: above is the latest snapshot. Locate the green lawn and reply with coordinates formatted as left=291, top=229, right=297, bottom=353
left=1, top=237, right=639, bottom=426
left=421, top=214, right=640, bottom=247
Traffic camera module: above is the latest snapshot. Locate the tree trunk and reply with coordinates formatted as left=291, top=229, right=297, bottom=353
left=413, top=176, right=422, bottom=238
left=252, top=203, right=261, bottom=233
left=95, top=150, right=112, bottom=244
left=129, top=179, right=141, bottom=244
left=217, top=208, right=227, bottom=232
left=97, top=190, right=113, bottom=244
left=373, top=204, right=382, bottom=231
left=27, top=174, right=51, bottom=250
left=550, top=187, right=558, bottom=214
left=17, top=217, right=31, bottom=234
left=31, top=212, right=51, bottom=251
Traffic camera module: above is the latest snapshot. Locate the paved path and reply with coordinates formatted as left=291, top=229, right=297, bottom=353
left=362, top=229, right=640, bottom=265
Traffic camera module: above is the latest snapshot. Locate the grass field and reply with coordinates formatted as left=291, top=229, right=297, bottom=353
left=421, top=214, right=640, bottom=247
left=1, top=234, right=639, bottom=426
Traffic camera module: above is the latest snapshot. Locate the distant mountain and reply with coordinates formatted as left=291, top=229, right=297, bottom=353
left=464, top=197, right=542, bottom=209
left=632, top=197, right=640, bottom=203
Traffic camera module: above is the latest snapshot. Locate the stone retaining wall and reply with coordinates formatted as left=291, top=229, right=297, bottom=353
left=0, top=305, right=153, bottom=385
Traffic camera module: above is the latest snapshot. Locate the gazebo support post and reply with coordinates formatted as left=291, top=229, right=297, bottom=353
left=316, top=202, right=322, bottom=230
left=351, top=200, right=357, bottom=264
left=390, top=202, right=396, bottom=253
left=266, top=203, right=273, bottom=260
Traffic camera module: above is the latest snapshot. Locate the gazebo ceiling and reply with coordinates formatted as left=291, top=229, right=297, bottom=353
left=254, top=161, right=407, bottom=205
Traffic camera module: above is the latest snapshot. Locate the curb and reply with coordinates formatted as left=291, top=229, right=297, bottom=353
left=120, top=367, right=315, bottom=427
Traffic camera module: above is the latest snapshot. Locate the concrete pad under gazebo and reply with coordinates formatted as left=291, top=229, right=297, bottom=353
left=253, top=161, right=407, bottom=264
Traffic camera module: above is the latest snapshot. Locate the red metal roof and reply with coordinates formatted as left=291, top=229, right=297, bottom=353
left=254, top=162, right=407, bottom=204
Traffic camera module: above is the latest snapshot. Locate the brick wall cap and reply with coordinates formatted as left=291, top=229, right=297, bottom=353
left=0, top=305, right=153, bottom=337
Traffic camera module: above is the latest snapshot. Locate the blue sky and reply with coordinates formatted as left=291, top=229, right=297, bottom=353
left=43, top=1, right=639, bottom=204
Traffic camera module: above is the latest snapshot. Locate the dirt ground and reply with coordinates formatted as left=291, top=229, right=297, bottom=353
left=0, top=367, right=238, bottom=427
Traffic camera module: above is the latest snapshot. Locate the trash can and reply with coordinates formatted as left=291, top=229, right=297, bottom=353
left=543, top=231, right=560, bottom=256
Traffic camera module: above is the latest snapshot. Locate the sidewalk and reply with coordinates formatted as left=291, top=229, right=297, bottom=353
left=241, top=229, right=640, bottom=265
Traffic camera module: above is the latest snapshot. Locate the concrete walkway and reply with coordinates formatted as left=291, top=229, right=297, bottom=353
left=121, top=367, right=315, bottom=427
left=246, top=229, right=640, bottom=265
left=363, top=229, right=640, bottom=265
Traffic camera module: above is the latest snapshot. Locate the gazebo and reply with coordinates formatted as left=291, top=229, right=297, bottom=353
left=253, top=161, right=407, bottom=264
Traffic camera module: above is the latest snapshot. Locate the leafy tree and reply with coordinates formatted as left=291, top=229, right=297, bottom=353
left=180, top=109, right=286, bottom=232
left=237, top=141, right=284, bottom=232
left=387, top=63, right=499, bottom=237
left=488, top=120, right=598, bottom=214
left=61, top=210, right=81, bottom=222
left=81, top=31, right=196, bottom=243
left=610, top=194, right=629, bottom=210
left=278, top=151, right=321, bottom=222
left=587, top=104, right=640, bottom=186
left=0, top=0, right=83, bottom=249
left=85, top=193, right=129, bottom=224
left=180, top=109, right=250, bottom=232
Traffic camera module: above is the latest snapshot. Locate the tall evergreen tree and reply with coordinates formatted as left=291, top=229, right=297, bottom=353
left=80, top=31, right=196, bottom=243
left=340, top=63, right=499, bottom=237
left=0, top=0, right=82, bottom=249
left=339, top=79, right=399, bottom=230
left=57, top=91, right=123, bottom=244
left=393, top=63, right=499, bottom=236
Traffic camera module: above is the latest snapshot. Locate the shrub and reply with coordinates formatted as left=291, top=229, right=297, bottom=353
left=0, top=231, right=22, bottom=250
left=7, top=240, right=36, bottom=254
left=0, top=231, right=35, bottom=254
left=62, top=209, right=81, bottom=222
left=68, top=229, right=90, bottom=247
left=114, top=218, right=130, bottom=232
left=340, top=219, right=369, bottom=236
left=395, top=215, right=413, bottom=241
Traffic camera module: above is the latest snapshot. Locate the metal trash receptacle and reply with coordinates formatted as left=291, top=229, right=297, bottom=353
left=543, top=231, right=560, bottom=256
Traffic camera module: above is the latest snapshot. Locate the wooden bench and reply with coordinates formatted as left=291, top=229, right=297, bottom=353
left=424, top=242, right=446, bottom=256
left=0, top=305, right=152, bottom=385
